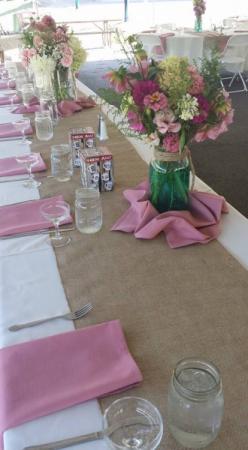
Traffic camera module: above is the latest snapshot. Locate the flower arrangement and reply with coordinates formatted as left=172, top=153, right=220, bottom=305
left=21, top=15, right=86, bottom=100
left=102, top=36, right=234, bottom=212
left=22, top=15, right=86, bottom=72
left=193, top=0, right=206, bottom=19
left=103, top=36, right=233, bottom=153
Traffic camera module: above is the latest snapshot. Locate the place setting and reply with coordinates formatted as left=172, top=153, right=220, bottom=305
left=0, top=3, right=247, bottom=450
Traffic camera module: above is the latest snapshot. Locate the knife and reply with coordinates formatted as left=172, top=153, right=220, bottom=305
left=0, top=227, right=75, bottom=240
left=0, top=175, right=54, bottom=183
left=23, top=430, right=104, bottom=450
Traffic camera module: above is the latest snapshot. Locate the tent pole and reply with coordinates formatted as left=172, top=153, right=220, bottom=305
left=124, top=0, right=128, bottom=22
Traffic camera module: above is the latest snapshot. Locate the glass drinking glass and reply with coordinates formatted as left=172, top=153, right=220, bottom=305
left=103, top=397, right=163, bottom=450
left=35, top=111, right=53, bottom=141
left=15, top=72, right=28, bottom=93
left=40, top=200, right=71, bottom=247
left=21, top=83, right=35, bottom=107
left=15, top=153, right=41, bottom=189
left=40, top=94, right=59, bottom=126
left=167, top=358, right=224, bottom=449
left=12, top=118, right=31, bottom=144
left=51, top=144, right=73, bottom=182
left=75, top=187, right=102, bottom=234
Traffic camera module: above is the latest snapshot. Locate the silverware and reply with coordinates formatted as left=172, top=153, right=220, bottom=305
left=0, top=175, right=54, bottom=183
left=9, top=303, right=93, bottom=331
left=0, top=226, right=75, bottom=240
left=0, top=136, right=24, bottom=141
left=23, top=430, right=103, bottom=450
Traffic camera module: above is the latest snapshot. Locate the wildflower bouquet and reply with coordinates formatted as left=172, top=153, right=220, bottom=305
left=103, top=37, right=233, bottom=212
left=193, top=0, right=206, bottom=19
left=22, top=15, right=86, bottom=100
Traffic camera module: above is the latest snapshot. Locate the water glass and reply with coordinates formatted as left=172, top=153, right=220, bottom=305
left=21, top=83, right=35, bottom=107
left=15, top=72, right=28, bottom=93
left=12, top=118, right=31, bottom=144
left=51, top=144, right=73, bottom=182
left=40, top=94, right=59, bottom=126
left=167, top=358, right=224, bottom=449
left=35, top=111, right=53, bottom=141
left=16, top=153, right=41, bottom=189
left=103, top=397, right=163, bottom=450
left=75, top=187, right=102, bottom=234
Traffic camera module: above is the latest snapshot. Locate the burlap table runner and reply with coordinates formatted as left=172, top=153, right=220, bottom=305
left=36, top=107, right=248, bottom=449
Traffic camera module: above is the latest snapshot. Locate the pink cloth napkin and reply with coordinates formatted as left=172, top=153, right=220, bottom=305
left=0, top=153, right=46, bottom=177
left=0, top=95, right=21, bottom=106
left=0, top=81, right=15, bottom=90
left=11, top=96, right=40, bottom=114
left=111, top=181, right=228, bottom=248
left=0, top=194, right=72, bottom=237
left=0, top=122, right=33, bottom=139
left=0, top=320, right=142, bottom=449
left=57, top=96, right=96, bottom=117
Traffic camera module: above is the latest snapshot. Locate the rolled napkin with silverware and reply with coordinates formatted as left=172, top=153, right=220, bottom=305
left=0, top=195, right=72, bottom=237
left=0, top=320, right=142, bottom=450
left=0, top=153, right=46, bottom=177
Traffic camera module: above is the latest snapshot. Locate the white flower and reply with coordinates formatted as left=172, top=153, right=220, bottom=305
left=177, top=94, right=199, bottom=121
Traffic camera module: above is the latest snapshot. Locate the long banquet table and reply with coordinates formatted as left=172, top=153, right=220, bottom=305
left=0, top=83, right=248, bottom=449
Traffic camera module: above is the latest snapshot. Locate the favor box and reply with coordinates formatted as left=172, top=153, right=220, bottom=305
left=69, top=127, right=96, bottom=168
left=80, top=146, right=114, bottom=192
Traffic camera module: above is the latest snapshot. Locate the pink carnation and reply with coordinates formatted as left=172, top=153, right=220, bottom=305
left=192, top=94, right=210, bottom=123
left=154, top=110, right=181, bottom=134
left=188, top=66, right=204, bottom=95
left=163, top=133, right=180, bottom=152
left=33, top=35, right=43, bottom=49
left=41, top=15, right=56, bottom=31
left=132, top=80, right=159, bottom=107
left=143, top=91, right=168, bottom=111
left=61, top=54, right=73, bottom=68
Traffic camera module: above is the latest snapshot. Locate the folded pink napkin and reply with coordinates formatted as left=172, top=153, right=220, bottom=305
left=11, top=96, right=40, bottom=114
left=0, top=80, right=15, bottom=90
left=57, top=96, right=96, bottom=117
left=0, top=94, right=21, bottom=106
left=0, top=122, right=33, bottom=139
left=111, top=181, right=228, bottom=248
left=0, top=153, right=46, bottom=177
left=0, top=194, right=72, bottom=237
left=0, top=320, right=142, bottom=449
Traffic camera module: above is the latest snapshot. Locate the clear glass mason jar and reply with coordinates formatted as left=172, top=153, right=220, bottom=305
left=167, top=358, right=224, bottom=449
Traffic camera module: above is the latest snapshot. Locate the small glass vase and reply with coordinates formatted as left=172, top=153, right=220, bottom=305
left=194, top=15, right=203, bottom=32
left=149, top=148, right=190, bottom=213
left=53, top=67, right=76, bottom=102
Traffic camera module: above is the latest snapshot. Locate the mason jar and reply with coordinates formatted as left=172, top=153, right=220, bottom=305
left=167, top=358, right=224, bottom=448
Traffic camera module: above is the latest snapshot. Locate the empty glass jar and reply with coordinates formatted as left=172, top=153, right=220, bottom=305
left=167, top=358, right=224, bottom=449
left=35, top=111, right=53, bottom=141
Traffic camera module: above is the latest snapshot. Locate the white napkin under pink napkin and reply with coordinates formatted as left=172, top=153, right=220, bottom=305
left=111, top=181, right=228, bottom=248
left=0, top=194, right=72, bottom=237
left=0, top=153, right=46, bottom=177
left=0, top=123, right=33, bottom=139
left=0, top=320, right=142, bottom=450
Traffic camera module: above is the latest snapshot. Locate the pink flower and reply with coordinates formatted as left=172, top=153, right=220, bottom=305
left=163, top=133, right=180, bottom=152
left=55, top=27, right=68, bottom=43
left=21, top=48, right=36, bottom=67
left=132, top=80, right=159, bottom=107
left=61, top=54, right=73, bottom=68
left=143, top=91, right=168, bottom=111
left=188, top=66, right=204, bottom=95
left=194, top=109, right=234, bottom=142
left=34, top=22, right=46, bottom=32
left=103, top=71, right=129, bottom=94
left=192, top=94, right=210, bottom=124
left=153, top=110, right=181, bottom=134
left=33, top=35, right=43, bottom=49
left=41, top=15, right=56, bottom=31
left=127, top=111, right=145, bottom=132
left=128, top=60, right=149, bottom=79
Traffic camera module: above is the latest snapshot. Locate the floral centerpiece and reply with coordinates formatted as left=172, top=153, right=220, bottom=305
left=193, top=0, right=206, bottom=32
left=103, top=36, right=233, bottom=212
left=22, top=15, right=87, bottom=101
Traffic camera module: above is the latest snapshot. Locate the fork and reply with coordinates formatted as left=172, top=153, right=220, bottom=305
left=8, top=303, right=93, bottom=331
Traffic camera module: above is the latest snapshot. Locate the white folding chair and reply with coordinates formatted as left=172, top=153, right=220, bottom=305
left=220, top=35, right=248, bottom=93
